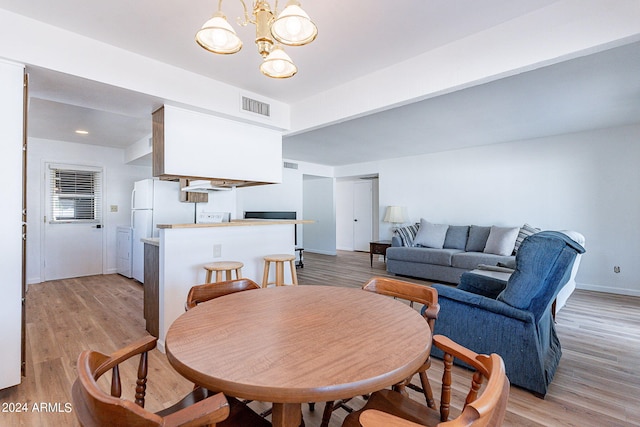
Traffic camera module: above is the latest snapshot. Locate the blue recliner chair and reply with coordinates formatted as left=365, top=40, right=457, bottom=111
left=430, top=231, right=586, bottom=397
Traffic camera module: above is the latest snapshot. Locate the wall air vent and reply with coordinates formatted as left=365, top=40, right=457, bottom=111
left=283, top=161, right=299, bottom=170
left=241, top=96, right=271, bottom=117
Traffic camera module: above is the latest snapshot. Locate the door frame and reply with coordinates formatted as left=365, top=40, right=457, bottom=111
left=336, top=175, right=378, bottom=252
left=41, top=161, right=106, bottom=281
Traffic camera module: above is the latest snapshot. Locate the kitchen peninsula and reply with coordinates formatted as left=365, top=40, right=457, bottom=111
left=149, top=219, right=312, bottom=350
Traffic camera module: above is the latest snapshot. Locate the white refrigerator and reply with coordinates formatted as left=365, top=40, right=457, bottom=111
left=131, top=179, right=195, bottom=283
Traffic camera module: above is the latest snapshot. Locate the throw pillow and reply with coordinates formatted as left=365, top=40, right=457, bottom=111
left=413, top=219, right=449, bottom=249
left=484, top=226, right=520, bottom=256
left=443, top=225, right=470, bottom=250
left=395, top=223, right=419, bottom=247
left=465, top=225, right=491, bottom=252
left=513, top=223, right=541, bottom=254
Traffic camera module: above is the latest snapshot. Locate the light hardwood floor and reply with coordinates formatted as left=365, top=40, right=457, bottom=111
left=1, top=250, right=639, bottom=426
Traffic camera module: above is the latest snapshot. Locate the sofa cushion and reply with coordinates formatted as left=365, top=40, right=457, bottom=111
left=451, top=252, right=516, bottom=270
left=386, top=247, right=462, bottom=266
left=513, top=223, right=541, bottom=254
left=443, top=225, right=470, bottom=250
left=395, top=223, right=419, bottom=246
left=465, top=225, right=491, bottom=252
left=484, top=226, right=520, bottom=256
left=414, top=219, right=449, bottom=249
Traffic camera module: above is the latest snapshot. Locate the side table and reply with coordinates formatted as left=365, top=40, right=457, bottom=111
left=370, top=240, right=392, bottom=266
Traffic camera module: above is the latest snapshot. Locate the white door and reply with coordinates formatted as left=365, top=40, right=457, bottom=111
left=43, top=164, right=104, bottom=281
left=353, top=180, right=373, bottom=251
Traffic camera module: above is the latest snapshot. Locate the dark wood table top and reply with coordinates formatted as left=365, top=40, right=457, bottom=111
left=165, top=285, right=431, bottom=427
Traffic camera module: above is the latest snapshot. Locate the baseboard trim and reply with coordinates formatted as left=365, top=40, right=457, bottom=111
left=576, top=283, right=640, bottom=297
left=304, top=249, right=337, bottom=256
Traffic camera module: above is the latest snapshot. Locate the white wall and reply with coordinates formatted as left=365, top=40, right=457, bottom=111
left=303, top=176, right=336, bottom=255
left=27, top=138, right=151, bottom=284
left=0, top=59, right=24, bottom=390
left=0, top=9, right=290, bottom=130
left=237, top=160, right=334, bottom=251
left=337, top=124, right=640, bottom=296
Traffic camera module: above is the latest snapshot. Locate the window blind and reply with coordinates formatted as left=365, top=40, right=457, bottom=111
left=49, top=166, right=102, bottom=223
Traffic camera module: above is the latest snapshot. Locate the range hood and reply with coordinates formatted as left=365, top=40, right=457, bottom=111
left=180, top=180, right=233, bottom=193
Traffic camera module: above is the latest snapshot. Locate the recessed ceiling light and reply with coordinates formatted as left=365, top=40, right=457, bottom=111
left=75, top=130, right=89, bottom=135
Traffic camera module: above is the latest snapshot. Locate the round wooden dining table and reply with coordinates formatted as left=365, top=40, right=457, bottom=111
left=165, top=285, right=432, bottom=427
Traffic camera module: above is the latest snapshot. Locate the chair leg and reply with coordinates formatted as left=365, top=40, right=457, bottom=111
left=419, top=370, right=436, bottom=409
left=320, top=401, right=334, bottom=427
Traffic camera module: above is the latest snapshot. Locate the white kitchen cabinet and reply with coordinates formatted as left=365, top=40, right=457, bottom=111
left=0, top=59, right=24, bottom=390
left=153, top=105, right=282, bottom=187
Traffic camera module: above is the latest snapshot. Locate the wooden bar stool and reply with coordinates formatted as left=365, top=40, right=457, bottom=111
left=261, top=254, right=298, bottom=288
left=203, top=261, right=243, bottom=283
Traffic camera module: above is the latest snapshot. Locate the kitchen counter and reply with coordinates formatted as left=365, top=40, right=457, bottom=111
left=153, top=218, right=312, bottom=351
left=157, top=219, right=312, bottom=229
left=141, top=237, right=159, bottom=246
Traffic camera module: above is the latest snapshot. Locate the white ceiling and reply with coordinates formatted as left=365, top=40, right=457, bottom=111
left=284, top=41, right=640, bottom=165
left=3, top=0, right=640, bottom=166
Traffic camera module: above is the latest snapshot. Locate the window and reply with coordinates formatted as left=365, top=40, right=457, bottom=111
left=48, top=165, right=102, bottom=223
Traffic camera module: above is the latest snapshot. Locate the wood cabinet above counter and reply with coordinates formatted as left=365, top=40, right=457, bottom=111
left=153, top=105, right=283, bottom=188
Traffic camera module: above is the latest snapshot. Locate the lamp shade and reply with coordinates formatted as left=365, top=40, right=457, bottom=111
left=271, top=0, right=317, bottom=46
left=260, top=46, right=297, bottom=78
left=195, top=11, right=243, bottom=54
left=383, top=206, right=406, bottom=224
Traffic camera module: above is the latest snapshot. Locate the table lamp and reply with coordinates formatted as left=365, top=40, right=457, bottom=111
left=383, top=206, right=406, bottom=231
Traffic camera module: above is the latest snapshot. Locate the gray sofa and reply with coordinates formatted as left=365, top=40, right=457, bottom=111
left=386, top=222, right=529, bottom=284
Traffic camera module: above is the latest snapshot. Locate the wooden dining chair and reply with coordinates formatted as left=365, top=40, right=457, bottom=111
left=71, top=335, right=271, bottom=427
left=185, top=278, right=261, bottom=310
left=341, top=334, right=510, bottom=427
left=320, top=276, right=440, bottom=427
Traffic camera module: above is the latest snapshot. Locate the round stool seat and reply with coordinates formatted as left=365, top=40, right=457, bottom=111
left=264, top=254, right=296, bottom=262
left=204, top=261, right=244, bottom=283
left=262, top=254, right=298, bottom=287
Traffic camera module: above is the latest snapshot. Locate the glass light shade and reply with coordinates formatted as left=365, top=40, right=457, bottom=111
left=260, top=46, right=297, bottom=78
left=271, top=1, right=317, bottom=46
left=383, top=206, right=406, bottom=224
left=195, top=12, right=242, bottom=54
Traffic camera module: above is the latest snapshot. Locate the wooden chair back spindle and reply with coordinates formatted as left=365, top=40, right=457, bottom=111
left=343, top=334, right=510, bottom=427
left=71, top=335, right=248, bottom=427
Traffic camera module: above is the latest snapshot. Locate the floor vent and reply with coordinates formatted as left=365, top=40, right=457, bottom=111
left=241, top=96, right=270, bottom=117
left=283, top=161, right=299, bottom=169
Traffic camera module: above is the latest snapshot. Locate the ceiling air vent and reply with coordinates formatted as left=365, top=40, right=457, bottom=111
left=241, top=96, right=270, bottom=117
left=283, top=161, right=299, bottom=169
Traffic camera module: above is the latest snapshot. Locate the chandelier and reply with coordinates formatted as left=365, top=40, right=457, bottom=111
left=196, top=0, right=318, bottom=79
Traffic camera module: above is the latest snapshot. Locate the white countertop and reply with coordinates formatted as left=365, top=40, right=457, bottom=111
left=141, top=237, right=159, bottom=246
left=157, top=219, right=313, bottom=229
